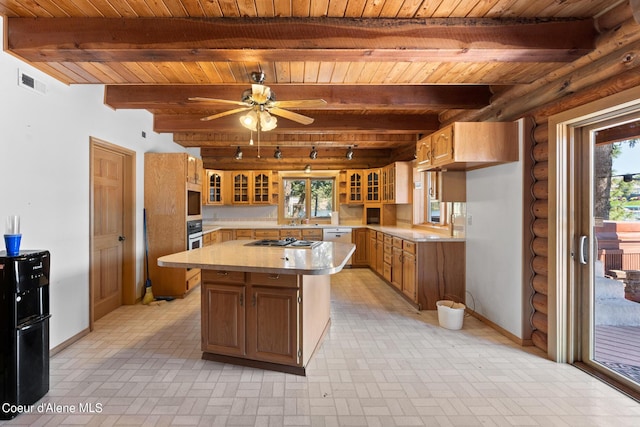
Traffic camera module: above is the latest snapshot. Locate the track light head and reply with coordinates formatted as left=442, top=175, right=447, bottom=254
left=346, top=146, right=354, bottom=160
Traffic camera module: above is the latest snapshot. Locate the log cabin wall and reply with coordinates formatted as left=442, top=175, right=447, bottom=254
left=440, top=2, right=640, bottom=354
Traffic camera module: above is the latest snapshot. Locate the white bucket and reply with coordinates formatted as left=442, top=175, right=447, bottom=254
left=436, top=300, right=466, bottom=330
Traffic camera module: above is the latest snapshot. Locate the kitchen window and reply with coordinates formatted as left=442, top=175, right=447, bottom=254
left=281, top=174, right=336, bottom=223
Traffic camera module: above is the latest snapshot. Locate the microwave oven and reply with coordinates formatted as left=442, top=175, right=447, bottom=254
left=187, top=190, right=201, bottom=216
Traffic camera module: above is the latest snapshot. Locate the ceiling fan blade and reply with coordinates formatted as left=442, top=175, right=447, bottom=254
left=251, top=84, right=271, bottom=104
left=268, top=107, right=315, bottom=125
left=271, top=99, right=327, bottom=108
left=201, top=107, right=251, bottom=121
left=189, top=97, right=248, bottom=107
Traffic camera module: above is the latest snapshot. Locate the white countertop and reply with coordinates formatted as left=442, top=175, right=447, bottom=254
left=203, top=222, right=465, bottom=242
left=158, top=240, right=355, bottom=275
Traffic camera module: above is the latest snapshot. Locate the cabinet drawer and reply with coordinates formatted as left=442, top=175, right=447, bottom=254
left=202, top=269, right=246, bottom=284
left=392, top=237, right=402, bottom=248
left=384, top=235, right=393, bottom=245
left=280, top=229, right=302, bottom=239
left=383, top=263, right=392, bottom=282
left=249, top=272, right=299, bottom=288
left=403, top=241, right=416, bottom=254
left=255, top=229, right=280, bottom=239
left=383, top=252, right=393, bottom=265
left=235, top=229, right=253, bottom=239
left=376, top=231, right=384, bottom=241
left=186, top=270, right=201, bottom=290
left=302, top=228, right=323, bottom=240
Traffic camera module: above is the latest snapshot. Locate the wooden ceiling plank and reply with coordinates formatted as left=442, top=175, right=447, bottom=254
left=254, top=0, right=275, bottom=16
left=88, top=0, right=141, bottom=17
left=292, top=0, right=311, bottom=17
left=415, top=0, right=446, bottom=18
left=343, top=62, right=367, bottom=83
left=327, top=0, right=348, bottom=17
left=197, top=0, right=223, bottom=17
left=104, top=84, right=492, bottom=110
left=362, top=0, right=385, bottom=18
left=316, top=61, right=336, bottom=83
left=195, top=61, right=224, bottom=83
left=377, top=0, right=403, bottom=18
left=236, top=0, right=257, bottom=17
left=6, top=17, right=597, bottom=63
left=432, top=0, right=465, bottom=18
left=309, top=0, right=330, bottom=17
left=274, top=0, right=292, bottom=17
left=180, top=0, right=206, bottom=16
left=290, top=62, right=306, bottom=83
left=215, top=0, right=239, bottom=16
left=303, top=61, right=321, bottom=83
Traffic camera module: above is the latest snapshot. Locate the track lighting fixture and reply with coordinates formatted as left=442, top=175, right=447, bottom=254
left=273, top=146, right=282, bottom=159
left=309, top=146, right=318, bottom=160
left=234, top=146, right=243, bottom=160
left=346, top=146, right=354, bottom=160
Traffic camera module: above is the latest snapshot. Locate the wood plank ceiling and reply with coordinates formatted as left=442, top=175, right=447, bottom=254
left=0, top=0, right=623, bottom=170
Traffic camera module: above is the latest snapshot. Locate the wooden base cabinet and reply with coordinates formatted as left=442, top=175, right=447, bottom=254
left=201, top=269, right=330, bottom=376
left=370, top=237, right=465, bottom=310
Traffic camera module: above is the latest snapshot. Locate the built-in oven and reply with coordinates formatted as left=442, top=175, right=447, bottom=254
left=187, top=219, right=203, bottom=251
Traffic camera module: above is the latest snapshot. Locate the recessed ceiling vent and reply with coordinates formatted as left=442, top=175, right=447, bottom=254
left=18, top=69, right=46, bottom=94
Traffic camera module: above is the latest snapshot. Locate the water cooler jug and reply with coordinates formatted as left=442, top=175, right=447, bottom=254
left=0, top=250, right=51, bottom=420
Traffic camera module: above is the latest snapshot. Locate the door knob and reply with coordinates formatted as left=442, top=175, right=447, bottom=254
left=118, top=235, right=126, bottom=242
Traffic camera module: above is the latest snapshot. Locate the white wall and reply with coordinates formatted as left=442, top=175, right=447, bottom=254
left=0, top=17, right=185, bottom=348
left=465, top=121, right=525, bottom=338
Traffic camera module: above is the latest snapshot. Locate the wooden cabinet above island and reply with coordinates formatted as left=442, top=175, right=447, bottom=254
left=158, top=240, right=355, bottom=375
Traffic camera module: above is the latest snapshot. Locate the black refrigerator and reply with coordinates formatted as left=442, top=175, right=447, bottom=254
left=0, top=250, right=51, bottom=420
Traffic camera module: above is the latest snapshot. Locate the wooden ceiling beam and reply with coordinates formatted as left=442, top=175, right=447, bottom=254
left=174, top=132, right=418, bottom=147
left=154, top=112, right=440, bottom=134
left=104, top=84, right=492, bottom=110
left=7, top=17, right=595, bottom=63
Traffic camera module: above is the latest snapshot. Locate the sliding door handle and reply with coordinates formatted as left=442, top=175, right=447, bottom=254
left=578, top=235, right=588, bottom=265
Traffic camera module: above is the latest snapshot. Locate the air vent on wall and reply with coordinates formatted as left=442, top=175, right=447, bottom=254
left=18, top=69, right=46, bottom=94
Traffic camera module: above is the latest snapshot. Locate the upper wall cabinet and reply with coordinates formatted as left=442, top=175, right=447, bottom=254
left=416, top=122, right=518, bottom=171
left=187, top=155, right=203, bottom=184
left=204, top=170, right=225, bottom=205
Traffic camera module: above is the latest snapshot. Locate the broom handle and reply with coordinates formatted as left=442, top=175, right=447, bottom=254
left=143, top=208, right=150, bottom=280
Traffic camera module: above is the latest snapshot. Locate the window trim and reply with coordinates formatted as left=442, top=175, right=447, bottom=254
left=278, top=170, right=339, bottom=224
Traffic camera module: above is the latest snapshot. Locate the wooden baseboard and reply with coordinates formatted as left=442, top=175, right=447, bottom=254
left=468, top=310, right=533, bottom=346
left=202, top=353, right=307, bottom=376
left=50, top=327, right=90, bottom=356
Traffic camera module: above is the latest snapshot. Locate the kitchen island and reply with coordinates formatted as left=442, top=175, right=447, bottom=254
left=158, top=240, right=355, bottom=375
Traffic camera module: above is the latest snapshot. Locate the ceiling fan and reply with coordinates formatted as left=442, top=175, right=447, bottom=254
left=189, top=71, right=326, bottom=131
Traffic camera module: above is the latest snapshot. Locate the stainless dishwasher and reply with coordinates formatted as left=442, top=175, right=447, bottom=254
left=323, top=228, right=353, bottom=266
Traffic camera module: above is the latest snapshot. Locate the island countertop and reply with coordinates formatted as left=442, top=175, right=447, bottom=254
left=158, top=240, right=355, bottom=275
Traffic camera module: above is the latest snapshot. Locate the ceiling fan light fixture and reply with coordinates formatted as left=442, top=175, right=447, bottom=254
left=234, top=146, right=243, bottom=160
left=310, top=146, right=318, bottom=159
left=259, top=111, right=278, bottom=131
left=274, top=146, right=282, bottom=159
left=239, top=110, right=258, bottom=131
left=346, top=146, right=354, bottom=160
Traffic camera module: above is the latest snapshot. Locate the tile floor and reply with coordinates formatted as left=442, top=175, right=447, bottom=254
left=3, top=269, right=640, bottom=426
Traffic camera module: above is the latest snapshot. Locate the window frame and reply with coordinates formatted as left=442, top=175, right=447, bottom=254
left=278, top=171, right=339, bottom=224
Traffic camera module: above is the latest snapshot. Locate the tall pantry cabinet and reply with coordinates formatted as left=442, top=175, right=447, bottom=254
left=144, top=153, right=203, bottom=298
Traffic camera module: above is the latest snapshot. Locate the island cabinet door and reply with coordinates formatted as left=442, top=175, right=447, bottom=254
left=201, top=283, right=246, bottom=357
left=246, top=285, right=300, bottom=366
